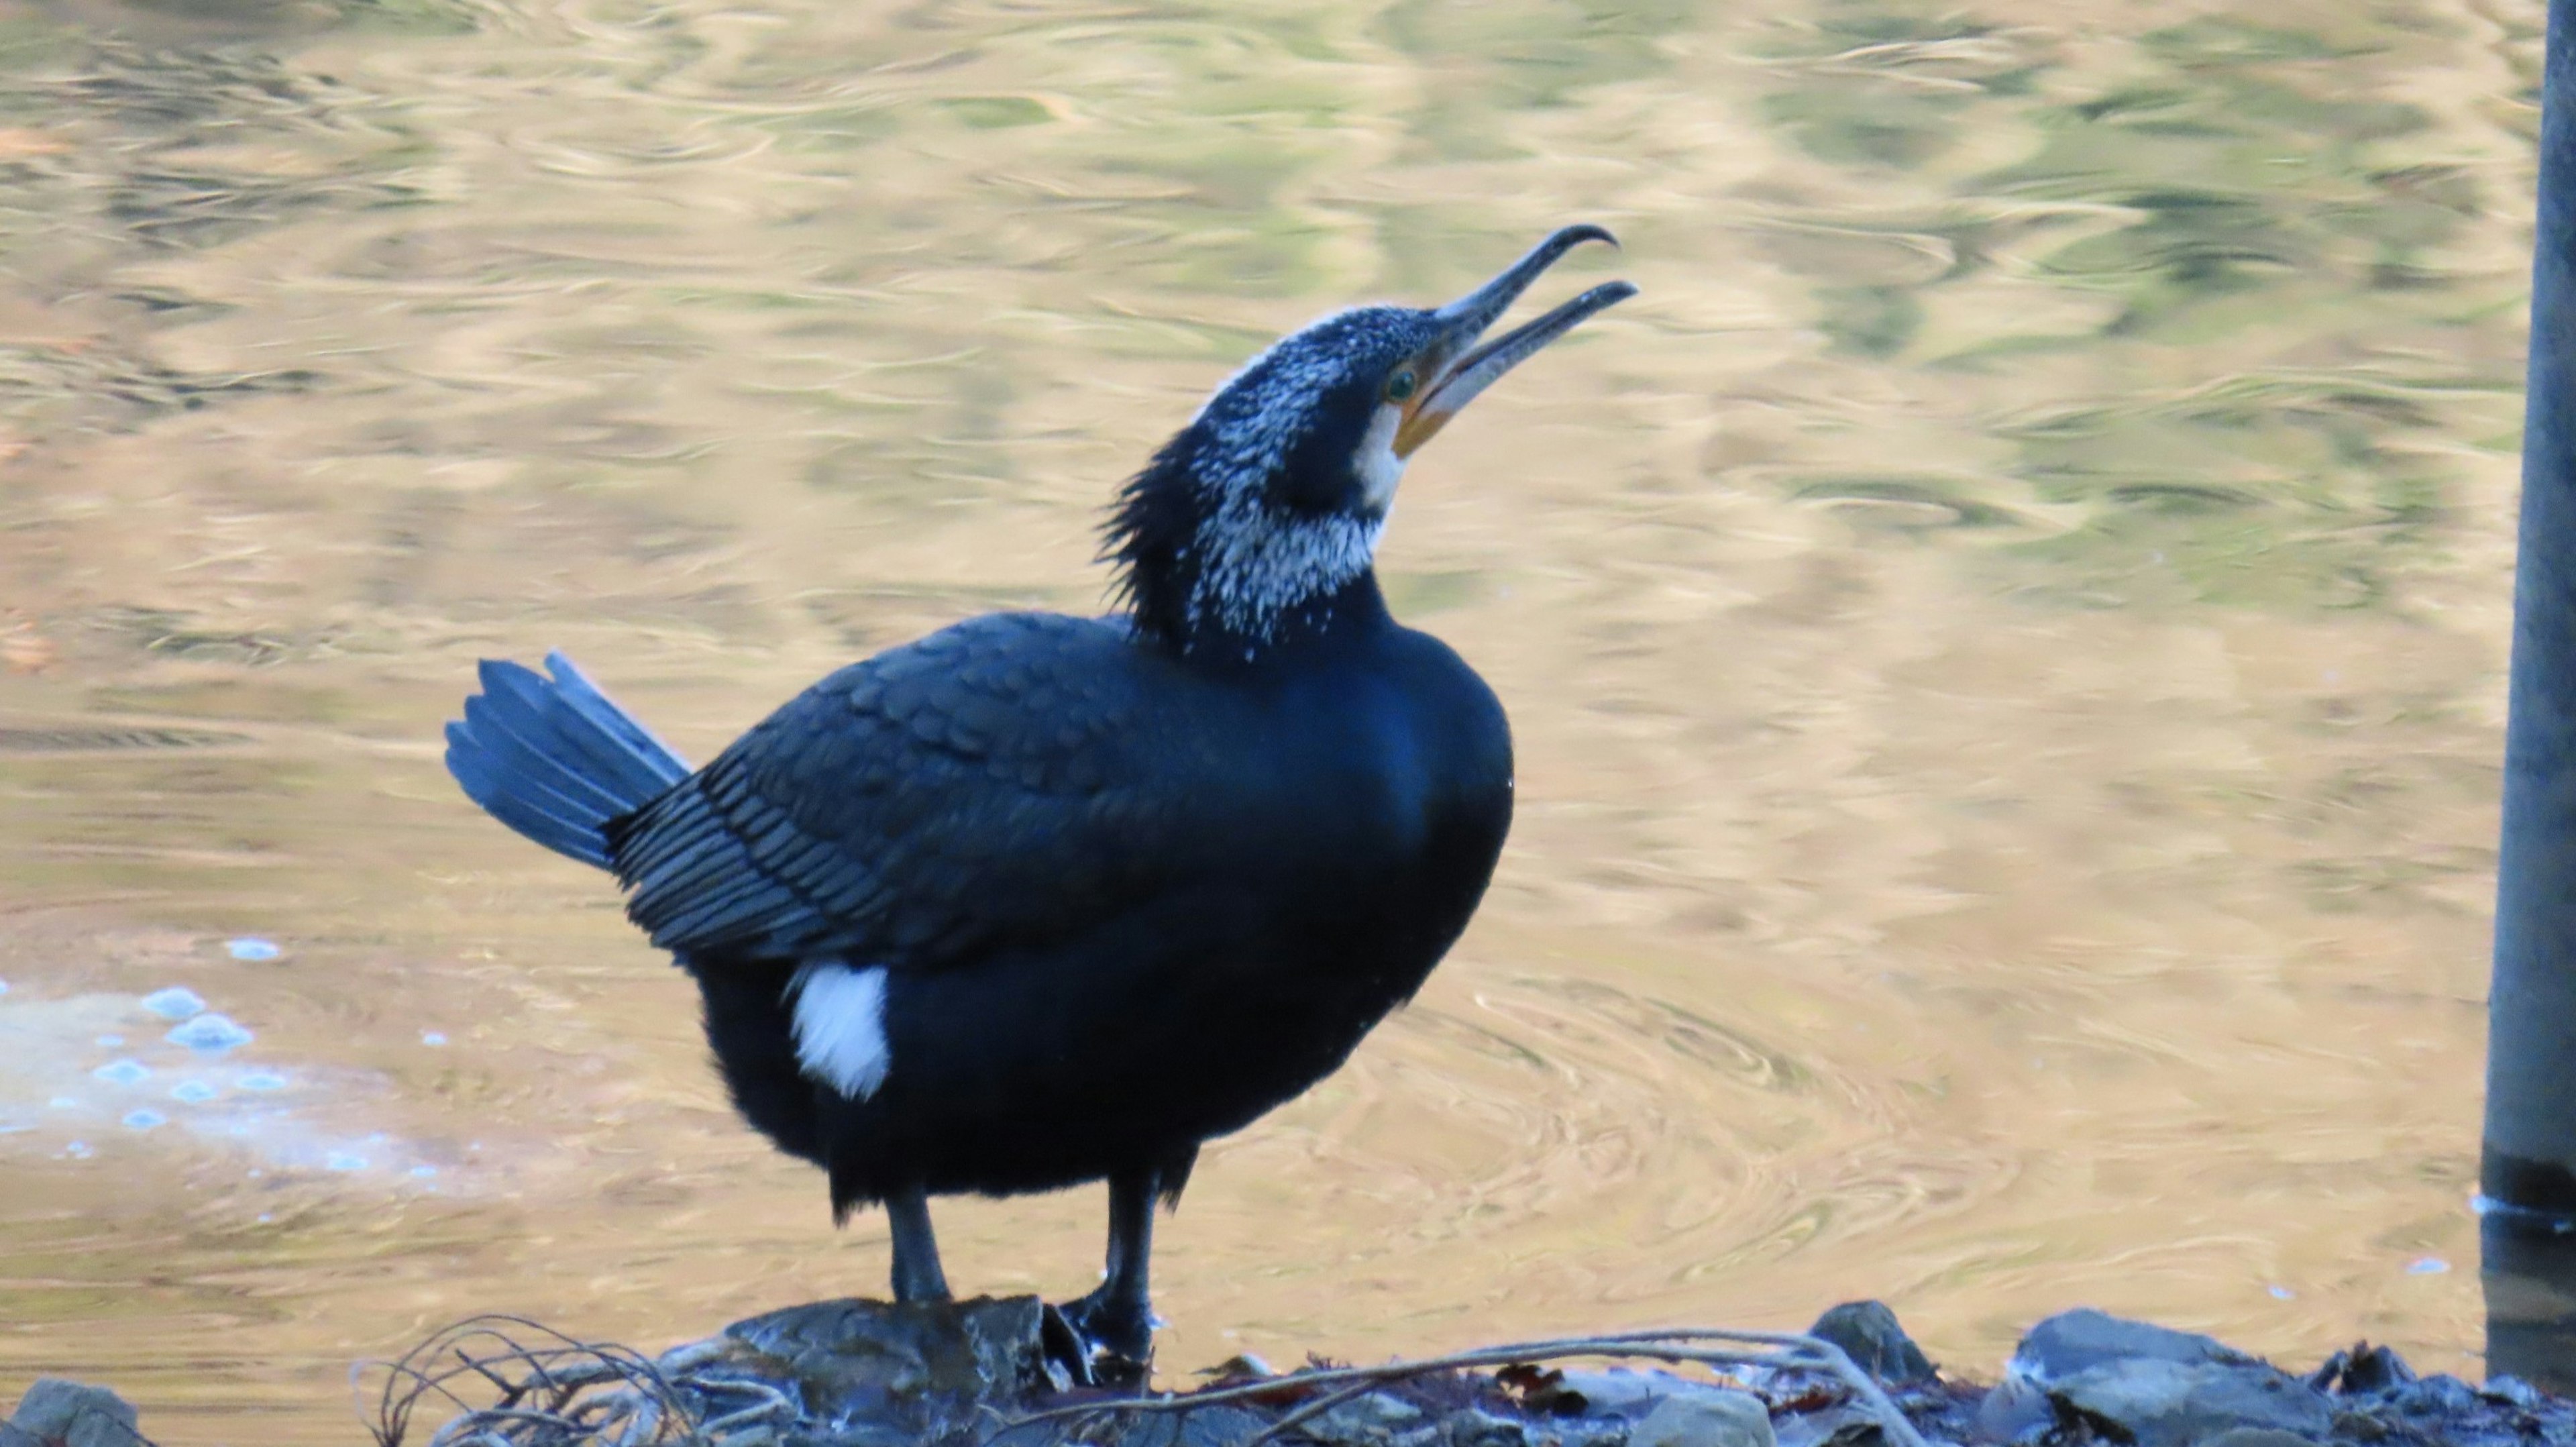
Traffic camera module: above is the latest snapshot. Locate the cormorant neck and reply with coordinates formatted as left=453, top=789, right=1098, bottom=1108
left=1105, top=434, right=1389, bottom=661
left=1165, top=571, right=1391, bottom=665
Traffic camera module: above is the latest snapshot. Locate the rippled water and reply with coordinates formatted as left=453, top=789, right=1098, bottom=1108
left=0, top=0, right=2534, bottom=1440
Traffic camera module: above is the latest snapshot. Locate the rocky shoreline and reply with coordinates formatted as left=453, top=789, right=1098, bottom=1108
left=5, top=1299, right=2569, bottom=1447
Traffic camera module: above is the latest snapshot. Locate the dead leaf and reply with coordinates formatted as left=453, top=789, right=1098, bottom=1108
left=1497, top=1362, right=1589, bottom=1415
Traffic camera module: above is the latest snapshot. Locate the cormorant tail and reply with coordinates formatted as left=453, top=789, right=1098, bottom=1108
left=445, top=651, right=692, bottom=870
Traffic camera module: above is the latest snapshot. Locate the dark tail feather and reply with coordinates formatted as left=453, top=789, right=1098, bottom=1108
left=445, top=651, right=692, bottom=870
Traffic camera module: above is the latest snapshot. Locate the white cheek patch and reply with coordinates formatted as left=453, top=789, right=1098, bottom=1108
left=790, top=961, right=891, bottom=1100
left=1356, top=403, right=1407, bottom=515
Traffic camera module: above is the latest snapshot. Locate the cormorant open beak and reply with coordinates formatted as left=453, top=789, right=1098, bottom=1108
left=1393, top=224, right=1637, bottom=459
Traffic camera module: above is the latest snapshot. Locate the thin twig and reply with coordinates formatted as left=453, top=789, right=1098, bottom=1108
left=694, top=1379, right=798, bottom=1437
left=354, top=1315, right=705, bottom=1447
left=1242, top=1376, right=1389, bottom=1446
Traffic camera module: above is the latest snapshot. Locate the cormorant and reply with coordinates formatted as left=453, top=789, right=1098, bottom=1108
left=443, top=225, right=1634, bottom=1379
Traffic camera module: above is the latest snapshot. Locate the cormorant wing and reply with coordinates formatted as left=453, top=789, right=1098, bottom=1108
left=606, top=612, right=1210, bottom=967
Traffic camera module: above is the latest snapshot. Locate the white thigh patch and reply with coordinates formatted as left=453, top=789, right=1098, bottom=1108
left=789, top=962, right=891, bottom=1100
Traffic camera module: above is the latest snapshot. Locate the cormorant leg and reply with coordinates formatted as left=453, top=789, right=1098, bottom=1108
left=1056, top=1167, right=1159, bottom=1371
left=885, top=1185, right=952, bottom=1303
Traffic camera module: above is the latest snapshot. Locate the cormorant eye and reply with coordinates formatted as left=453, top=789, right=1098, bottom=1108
left=1385, top=368, right=1419, bottom=402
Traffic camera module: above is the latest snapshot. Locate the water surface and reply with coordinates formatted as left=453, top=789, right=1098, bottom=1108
left=0, top=0, right=2533, bottom=1440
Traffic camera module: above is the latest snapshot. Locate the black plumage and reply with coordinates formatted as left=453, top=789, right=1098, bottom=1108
left=444, top=225, right=1634, bottom=1378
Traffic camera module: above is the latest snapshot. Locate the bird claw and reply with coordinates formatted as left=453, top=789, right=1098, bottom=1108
left=1044, top=1293, right=1154, bottom=1392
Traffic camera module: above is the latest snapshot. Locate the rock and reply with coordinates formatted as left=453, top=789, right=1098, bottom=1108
left=713, top=1295, right=1051, bottom=1444
left=1976, top=1309, right=2332, bottom=1447
left=1806, top=1301, right=1935, bottom=1386
left=2347, top=1344, right=2415, bottom=1395
left=1630, top=1390, right=1774, bottom=1447
left=1444, top=1407, right=1529, bottom=1447
left=2384, top=1373, right=2483, bottom=1420
left=2305, top=1342, right=2416, bottom=1397
left=1554, top=1369, right=1683, bottom=1419
left=1307, top=1392, right=1431, bottom=1446
left=4, top=1381, right=140, bottom=1447
left=2016, top=1307, right=2249, bottom=1378
left=1556, top=1418, right=1633, bottom=1447
left=2480, top=1374, right=2547, bottom=1410
left=2054, top=1358, right=2331, bottom=1444
left=1115, top=1403, right=1269, bottom=1447
left=1970, top=1371, right=2055, bottom=1440
left=1770, top=1401, right=1898, bottom=1447
left=2199, top=1430, right=2321, bottom=1447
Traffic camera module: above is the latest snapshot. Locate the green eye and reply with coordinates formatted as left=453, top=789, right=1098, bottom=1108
left=1386, top=368, right=1419, bottom=402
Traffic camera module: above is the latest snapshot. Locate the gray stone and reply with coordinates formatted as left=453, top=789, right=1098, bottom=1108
left=1767, top=1403, right=1888, bottom=1447
left=2386, top=1373, right=2483, bottom=1418
left=1629, top=1391, right=1774, bottom=1447
left=1445, top=1407, right=1529, bottom=1447
left=5, top=1381, right=140, bottom=1447
left=1114, top=1403, right=1267, bottom=1447
left=1968, top=1377, right=2053, bottom=1444
left=2480, top=1373, right=2547, bottom=1409
left=1806, top=1301, right=1935, bottom=1386
left=2065, top=1358, right=2331, bottom=1446
left=1556, top=1419, right=1633, bottom=1447
left=1307, top=1393, right=1430, bottom=1446
left=714, top=1295, right=1050, bottom=1443
left=2200, top=1430, right=2321, bottom=1447
left=1980, top=1309, right=2332, bottom=1447
left=1178, top=1405, right=1273, bottom=1447
left=2306, top=1342, right=2416, bottom=1397
left=1553, top=1369, right=1680, bottom=1419
left=2013, top=1307, right=2249, bottom=1380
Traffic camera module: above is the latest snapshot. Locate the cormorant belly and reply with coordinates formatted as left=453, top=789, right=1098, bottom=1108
left=679, top=604, right=1511, bottom=1208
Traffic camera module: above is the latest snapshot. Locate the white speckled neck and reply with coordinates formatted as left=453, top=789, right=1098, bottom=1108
left=1185, top=502, right=1385, bottom=641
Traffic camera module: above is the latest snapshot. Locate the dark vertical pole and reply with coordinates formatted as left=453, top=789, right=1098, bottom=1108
left=2485, top=0, right=2576, bottom=1392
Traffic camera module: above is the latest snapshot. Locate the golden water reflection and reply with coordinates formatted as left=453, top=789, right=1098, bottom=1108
left=0, top=0, right=2530, bottom=1440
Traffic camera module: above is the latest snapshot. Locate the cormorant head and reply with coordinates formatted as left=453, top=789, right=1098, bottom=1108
left=1109, top=225, right=1635, bottom=653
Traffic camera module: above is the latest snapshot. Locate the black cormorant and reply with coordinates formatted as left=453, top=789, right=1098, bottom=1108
left=444, top=225, right=1635, bottom=1379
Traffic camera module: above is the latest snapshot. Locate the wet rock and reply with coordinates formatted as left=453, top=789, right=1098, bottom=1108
left=3, top=1379, right=141, bottom=1447
left=2477, top=1374, right=2546, bottom=1411
left=1307, top=1393, right=1434, bottom=1446
left=1975, top=1309, right=2331, bottom=1447
left=1630, top=1390, right=1774, bottom=1447
left=2384, top=1373, right=2484, bottom=1422
left=2306, top=1342, right=2417, bottom=1397
left=1553, top=1369, right=1683, bottom=1419
left=1769, top=1397, right=1895, bottom=1447
left=1113, top=1403, right=1269, bottom=1447
left=1444, top=1407, right=1529, bottom=1447
left=2057, top=1359, right=2331, bottom=1444
left=708, top=1295, right=1050, bottom=1444
left=1504, top=1366, right=1775, bottom=1446
left=1556, top=1419, right=1633, bottom=1447
left=2017, top=1307, right=2248, bottom=1379
left=1806, top=1301, right=1935, bottom=1387
left=2200, top=1430, right=2322, bottom=1447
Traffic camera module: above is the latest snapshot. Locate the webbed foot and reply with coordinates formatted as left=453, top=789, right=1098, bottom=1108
left=1045, top=1287, right=1155, bottom=1391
